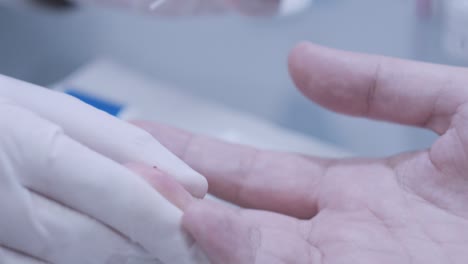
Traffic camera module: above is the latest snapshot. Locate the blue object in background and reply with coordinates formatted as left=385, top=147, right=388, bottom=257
left=65, top=89, right=124, bottom=117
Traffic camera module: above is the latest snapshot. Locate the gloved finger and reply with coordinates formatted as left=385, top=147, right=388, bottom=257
left=126, top=163, right=194, bottom=211
left=0, top=246, right=46, bottom=264
left=0, top=75, right=207, bottom=198
left=133, top=121, right=330, bottom=219
left=0, top=102, right=197, bottom=264
left=0, top=186, right=152, bottom=264
left=288, top=42, right=468, bottom=135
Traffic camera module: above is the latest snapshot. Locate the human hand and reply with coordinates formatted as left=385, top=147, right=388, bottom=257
left=0, top=76, right=207, bottom=264
left=135, top=43, right=468, bottom=263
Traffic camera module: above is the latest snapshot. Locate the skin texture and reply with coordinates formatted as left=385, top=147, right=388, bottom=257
left=126, top=163, right=194, bottom=211
left=135, top=42, right=468, bottom=264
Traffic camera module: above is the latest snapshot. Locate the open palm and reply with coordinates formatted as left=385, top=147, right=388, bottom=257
left=137, top=43, right=468, bottom=264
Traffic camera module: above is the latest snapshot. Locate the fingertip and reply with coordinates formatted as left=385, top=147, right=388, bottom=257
left=288, top=41, right=313, bottom=64
left=184, top=173, right=209, bottom=199
left=289, top=41, right=315, bottom=57
left=288, top=42, right=334, bottom=100
left=169, top=167, right=208, bottom=199
left=288, top=42, right=370, bottom=116
left=288, top=41, right=314, bottom=92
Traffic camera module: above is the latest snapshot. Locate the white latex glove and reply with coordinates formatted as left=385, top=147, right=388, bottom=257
left=0, top=74, right=208, bottom=264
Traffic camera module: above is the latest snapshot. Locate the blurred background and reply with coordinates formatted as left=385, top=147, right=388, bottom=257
left=1, top=0, right=467, bottom=157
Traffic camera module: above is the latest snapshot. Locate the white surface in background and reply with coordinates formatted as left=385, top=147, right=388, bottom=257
left=279, top=0, right=313, bottom=16
left=55, top=60, right=349, bottom=158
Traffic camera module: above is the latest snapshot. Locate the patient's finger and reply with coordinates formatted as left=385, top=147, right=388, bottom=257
left=126, top=163, right=194, bottom=211
left=133, top=121, right=329, bottom=219
left=289, top=42, right=468, bottom=134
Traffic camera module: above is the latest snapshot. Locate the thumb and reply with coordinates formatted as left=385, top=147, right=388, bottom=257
left=182, top=201, right=259, bottom=264
left=288, top=42, right=468, bottom=134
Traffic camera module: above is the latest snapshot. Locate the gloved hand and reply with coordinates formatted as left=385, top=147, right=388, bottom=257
left=0, top=74, right=208, bottom=264
left=70, top=0, right=281, bottom=16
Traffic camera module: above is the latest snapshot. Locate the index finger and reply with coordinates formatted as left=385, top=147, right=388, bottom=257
left=289, top=42, right=468, bottom=134
left=134, top=121, right=329, bottom=219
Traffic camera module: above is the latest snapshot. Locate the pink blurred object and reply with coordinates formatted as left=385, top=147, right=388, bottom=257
left=416, top=0, right=433, bottom=18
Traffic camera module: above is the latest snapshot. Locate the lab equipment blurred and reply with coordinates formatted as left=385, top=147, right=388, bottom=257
left=0, top=0, right=314, bottom=16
